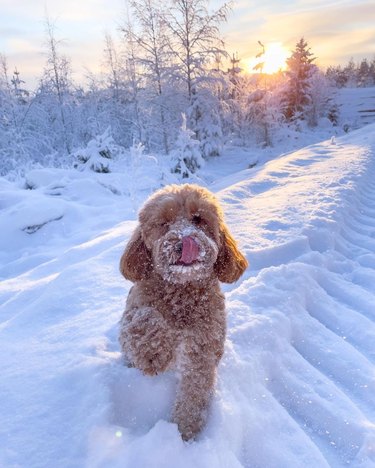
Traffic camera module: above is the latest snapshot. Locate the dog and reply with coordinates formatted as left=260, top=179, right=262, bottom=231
left=119, top=184, right=248, bottom=440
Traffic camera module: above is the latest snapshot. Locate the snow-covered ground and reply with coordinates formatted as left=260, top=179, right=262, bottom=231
left=335, top=87, right=375, bottom=129
left=1, top=123, right=375, bottom=467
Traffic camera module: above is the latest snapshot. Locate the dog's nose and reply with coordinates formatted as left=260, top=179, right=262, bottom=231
left=176, top=241, right=183, bottom=255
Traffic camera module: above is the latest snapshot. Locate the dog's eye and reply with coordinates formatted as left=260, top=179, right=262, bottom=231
left=191, top=214, right=202, bottom=225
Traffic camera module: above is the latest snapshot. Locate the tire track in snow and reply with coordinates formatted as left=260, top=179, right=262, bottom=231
left=223, top=133, right=375, bottom=467
left=279, top=166, right=375, bottom=465
left=305, top=287, right=375, bottom=362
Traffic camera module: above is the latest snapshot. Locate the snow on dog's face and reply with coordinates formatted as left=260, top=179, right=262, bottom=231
left=140, top=185, right=221, bottom=284
left=120, top=184, right=248, bottom=285
left=150, top=217, right=220, bottom=284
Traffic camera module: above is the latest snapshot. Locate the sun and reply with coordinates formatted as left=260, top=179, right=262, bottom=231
left=247, top=42, right=289, bottom=75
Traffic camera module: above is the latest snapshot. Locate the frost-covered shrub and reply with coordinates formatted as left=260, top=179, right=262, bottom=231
left=73, top=127, right=119, bottom=173
left=171, top=114, right=204, bottom=178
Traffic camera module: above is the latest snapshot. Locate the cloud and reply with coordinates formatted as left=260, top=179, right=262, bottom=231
left=258, top=1, right=375, bottom=38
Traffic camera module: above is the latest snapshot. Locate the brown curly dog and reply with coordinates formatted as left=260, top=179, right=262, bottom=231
left=119, top=184, right=248, bottom=440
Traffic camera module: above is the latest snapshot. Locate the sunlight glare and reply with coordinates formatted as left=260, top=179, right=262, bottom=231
left=248, top=42, right=289, bottom=75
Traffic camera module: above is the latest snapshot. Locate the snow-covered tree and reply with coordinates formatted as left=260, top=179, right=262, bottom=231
left=10, top=68, right=29, bottom=105
left=283, top=37, right=331, bottom=127
left=166, top=0, right=231, bottom=101
left=187, top=87, right=223, bottom=157
left=327, top=57, right=375, bottom=89
left=357, top=59, right=371, bottom=87
left=217, top=53, right=248, bottom=141
left=245, top=88, right=284, bottom=146
left=0, top=56, right=35, bottom=174
left=343, top=58, right=357, bottom=87
left=284, top=38, right=317, bottom=123
left=103, top=33, right=123, bottom=103
left=121, top=15, right=148, bottom=149
left=73, top=127, right=120, bottom=173
left=98, top=34, right=136, bottom=148
left=369, top=58, right=375, bottom=86
left=171, top=114, right=204, bottom=177
left=124, top=0, right=175, bottom=154
left=39, top=15, right=75, bottom=154
left=326, top=65, right=348, bottom=88
left=304, top=70, right=331, bottom=127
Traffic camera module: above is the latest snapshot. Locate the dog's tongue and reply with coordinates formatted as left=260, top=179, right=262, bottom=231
left=180, top=236, right=199, bottom=265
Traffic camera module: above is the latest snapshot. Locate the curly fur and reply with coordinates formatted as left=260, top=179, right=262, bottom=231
left=119, top=184, right=248, bottom=440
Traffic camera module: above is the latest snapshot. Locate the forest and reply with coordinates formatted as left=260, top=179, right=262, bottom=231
left=1, top=0, right=375, bottom=178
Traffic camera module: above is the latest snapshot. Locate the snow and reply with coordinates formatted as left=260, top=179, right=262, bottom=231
left=1, top=123, right=375, bottom=467
left=334, top=87, right=375, bottom=129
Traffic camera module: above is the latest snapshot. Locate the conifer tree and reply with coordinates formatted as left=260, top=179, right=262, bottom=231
left=171, top=113, right=204, bottom=177
left=284, top=37, right=317, bottom=122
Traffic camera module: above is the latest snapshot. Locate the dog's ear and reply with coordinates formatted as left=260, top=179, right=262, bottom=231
left=214, top=224, right=248, bottom=283
left=119, top=225, right=152, bottom=282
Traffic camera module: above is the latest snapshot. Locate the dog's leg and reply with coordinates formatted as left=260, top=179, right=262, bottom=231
left=172, top=346, right=219, bottom=441
left=119, top=306, right=175, bottom=376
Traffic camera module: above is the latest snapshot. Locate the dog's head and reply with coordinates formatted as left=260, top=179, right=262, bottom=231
left=120, top=184, right=248, bottom=284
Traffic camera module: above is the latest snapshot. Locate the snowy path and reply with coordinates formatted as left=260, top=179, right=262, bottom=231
left=1, top=126, right=375, bottom=467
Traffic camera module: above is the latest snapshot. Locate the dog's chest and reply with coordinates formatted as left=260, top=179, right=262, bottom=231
left=153, top=283, right=221, bottom=329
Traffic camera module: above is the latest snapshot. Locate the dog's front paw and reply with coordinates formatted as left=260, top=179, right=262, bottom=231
left=120, top=306, right=176, bottom=376
left=137, top=347, right=173, bottom=376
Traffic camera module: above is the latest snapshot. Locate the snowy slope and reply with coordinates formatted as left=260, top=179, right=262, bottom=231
left=1, top=125, right=375, bottom=468
left=335, top=87, right=375, bottom=129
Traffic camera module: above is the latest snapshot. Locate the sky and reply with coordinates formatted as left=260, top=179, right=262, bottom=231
left=0, top=0, right=374, bottom=89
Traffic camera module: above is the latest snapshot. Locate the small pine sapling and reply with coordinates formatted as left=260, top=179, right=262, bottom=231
left=171, top=114, right=204, bottom=178
left=73, top=127, right=117, bottom=173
